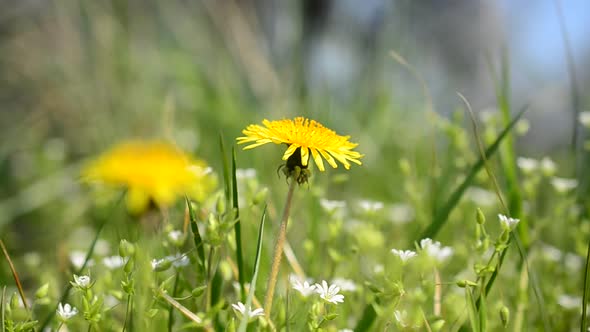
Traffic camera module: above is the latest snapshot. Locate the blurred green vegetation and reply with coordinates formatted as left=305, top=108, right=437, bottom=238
left=0, top=1, right=588, bottom=331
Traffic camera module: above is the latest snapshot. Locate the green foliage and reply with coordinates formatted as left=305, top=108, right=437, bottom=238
left=0, top=2, right=588, bottom=331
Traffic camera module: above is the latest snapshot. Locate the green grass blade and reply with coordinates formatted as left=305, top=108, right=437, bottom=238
left=580, top=238, right=590, bottom=331
left=219, top=134, right=231, bottom=204
left=232, top=147, right=246, bottom=302
left=418, top=105, right=528, bottom=240
left=186, top=197, right=206, bottom=268
left=238, top=205, right=267, bottom=332
left=353, top=298, right=379, bottom=332
left=478, top=290, right=487, bottom=332
left=466, top=286, right=480, bottom=332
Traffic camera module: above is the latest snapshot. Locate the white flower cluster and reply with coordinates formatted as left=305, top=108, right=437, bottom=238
left=420, top=238, right=453, bottom=262
left=289, top=275, right=349, bottom=304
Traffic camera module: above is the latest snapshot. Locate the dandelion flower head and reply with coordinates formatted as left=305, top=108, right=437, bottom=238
left=237, top=117, right=363, bottom=174
left=82, top=140, right=215, bottom=213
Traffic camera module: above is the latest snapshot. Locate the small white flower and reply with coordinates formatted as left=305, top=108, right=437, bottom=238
left=420, top=238, right=453, bottom=262
left=579, top=111, right=590, bottom=127
left=498, top=214, right=520, bottom=231
left=290, top=275, right=316, bottom=297
left=314, top=280, right=344, bottom=304
left=557, top=294, right=582, bottom=310
left=331, top=278, right=357, bottom=292
left=389, top=203, right=414, bottom=224
left=551, top=177, right=578, bottom=193
left=466, top=187, right=496, bottom=207
left=236, top=168, right=257, bottom=180
left=167, top=253, right=190, bottom=268
left=391, top=249, right=417, bottom=263
left=565, top=253, right=583, bottom=271
left=373, top=264, right=384, bottom=274
left=339, top=329, right=353, bottom=332
left=516, top=157, right=538, bottom=174
left=72, top=274, right=91, bottom=289
left=320, top=199, right=347, bottom=214
left=57, top=302, right=78, bottom=321
left=394, top=310, right=409, bottom=327
left=540, top=157, right=556, bottom=176
left=168, top=230, right=184, bottom=243
left=188, top=165, right=212, bottom=176
left=69, top=251, right=94, bottom=270
left=358, top=200, right=384, bottom=213
left=102, top=256, right=127, bottom=269
left=540, top=244, right=562, bottom=262
left=151, top=258, right=168, bottom=271
left=231, top=302, right=264, bottom=321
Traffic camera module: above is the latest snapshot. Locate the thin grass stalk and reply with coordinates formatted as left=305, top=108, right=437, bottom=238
left=0, top=239, right=28, bottom=312
left=264, top=179, right=297, bottom=317
left=581, top=238, right=590, bottom=332
left=232, top=147, right=246, bottom=301
left=238, top=206, right=267, bottom=332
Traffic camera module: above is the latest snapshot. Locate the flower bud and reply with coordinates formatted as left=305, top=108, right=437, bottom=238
left=500, top=305, right=510, bottom=327
left=119, top=239, right=135, bottom=258
left=476, top=208, right=486, bottom=225
left=35, top=283, right=49, bottom=299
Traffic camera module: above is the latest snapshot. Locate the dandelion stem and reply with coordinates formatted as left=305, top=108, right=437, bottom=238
left=264, top=179, right=297, bottom=317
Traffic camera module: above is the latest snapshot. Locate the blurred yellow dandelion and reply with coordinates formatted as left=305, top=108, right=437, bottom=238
left=82, top=140, right=215, bottom=213
left=237, top=117, right=362, bottom=178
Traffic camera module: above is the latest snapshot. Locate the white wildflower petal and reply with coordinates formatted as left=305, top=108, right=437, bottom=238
left=168, top=230, right=184, bottom=242
left=231, top=302, right=264, bottom=322
left=57, top=302, right=78, bottom=321
left=102, top=256, right=128, bottom=269
left=540, top=157, right=557, bottom=175
left=359, top=200, right=384, bottom=213
left=420, top=238, right=453, bottom=262
left=315, top=280, right=345, bottom=304
left=236, top=168, right=257, bottom=180
left=291, top=275, right=317, bottom=297
left=332, top=278, right=357, bottom=292
left=72, top=274, right=91, bottom=289
left=69, top=251, right=94, bottom=270
left=466, top=187, right=496, bottom=207
left=498, top=214, right=520, bottom=231
left=557, top=294, right=582, bottom=310
left=166, top=253, right=190, bottom=268
left=394, top=310, right=408, bottom=327
left=320, top=199, right=347, bottom=214
left=516, top=157, right=538, bottom=173
left=391, top=249, right=418, bottom=263
left=579, top=111, right=590, bottom=127
left=390, top=203, right=415, bottom=224
left=551, top=177, right=578, bottom=193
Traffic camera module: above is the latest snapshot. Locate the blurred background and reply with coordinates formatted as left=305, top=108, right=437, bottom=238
left=0, top=0, right=588, bottom=252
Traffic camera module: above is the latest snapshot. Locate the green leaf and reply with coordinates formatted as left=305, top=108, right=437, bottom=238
left=238, top=205, right=267, bottom=332
left=186, top=197, right=205, bottom=269
left=465, top=286, right=480, bottom=332
left=232, top=147, right=246, bottom=302
left=353, top=298, right=379, bottom=332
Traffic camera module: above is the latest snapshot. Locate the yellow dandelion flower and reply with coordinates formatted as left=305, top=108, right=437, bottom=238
left=237, top=117, right=362, bottom=182
left=82, top=140, right=215, bottom=213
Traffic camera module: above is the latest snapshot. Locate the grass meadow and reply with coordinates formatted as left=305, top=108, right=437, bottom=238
left=0, top=2, right=589, bottom=331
